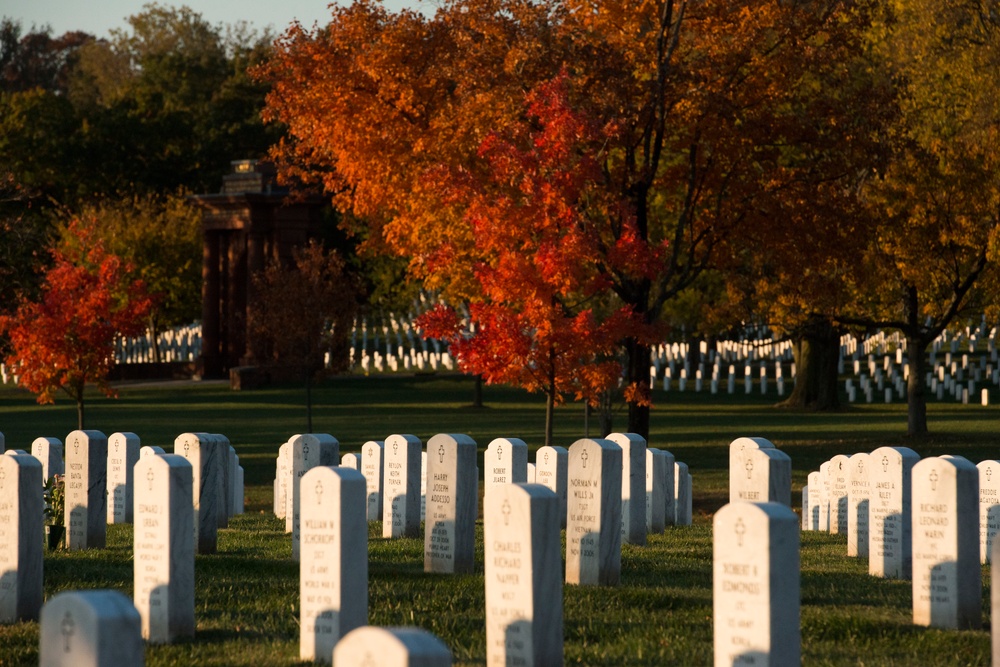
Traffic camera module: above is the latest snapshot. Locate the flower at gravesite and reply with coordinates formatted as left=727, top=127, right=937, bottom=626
left=0, top=216, right=155, bottom=429
left=44, top=474, right=65, bottom=527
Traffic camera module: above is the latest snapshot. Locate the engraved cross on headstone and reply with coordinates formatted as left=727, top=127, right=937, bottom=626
left=735, top=517, right=746, bottom=547
left=361, top=652, right=377, bottom=667
left=147, top=467, right=155, bottom=491
left=315, top=480, right=324, bottom=506
left=61, top=611, right=75, bottom=652
left=581, top=448, right=589, bottom=469
left=502, top=498, right=511, bottom=526
left=497, top=443, right=503, bottom=460
left=858, top=459, right=865, bottom=474
left=73, top=440, right=80, bottom=456
left=988, top=467, right=993, bottom=482
left=392, top=441, right=398, bottom=456
left=929, top=468, right=939, bottom=492
left=544, top=451, right=550, bottom=465
left=184, top=441, right=190, bottom=456
left=438, top=442, right=445, bottom=464
left=882, top=455, right=889, bottom=473
left=745, top=459, right=754, bottom=480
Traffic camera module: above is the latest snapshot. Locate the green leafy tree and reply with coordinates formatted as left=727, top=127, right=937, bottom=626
left=65, top=193, right=202, bottom=358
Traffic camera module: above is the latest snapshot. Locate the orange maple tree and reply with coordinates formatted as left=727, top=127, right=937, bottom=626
left=416, top=75, right=649, bottom=443
left=0, top=217, right=154, bottom=429
left=259, top=0, right=851, bottom=437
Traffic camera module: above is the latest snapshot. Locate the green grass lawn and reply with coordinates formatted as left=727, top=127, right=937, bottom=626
left=0, top=374, right=996, bottom=665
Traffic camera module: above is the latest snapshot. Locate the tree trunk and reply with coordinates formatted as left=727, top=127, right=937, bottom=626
left=544, top=391, right=554, bottom=447
left=305, top=366, right=313, bottom=433
left=598, top=390, right=614, bottom=437
left=625, top=337, right=651, bottom=439
left=473, top=374, right=483, bottom=408
left=149, top=318, right=161, bottom=364
left=780, top=318, right=841, bottom=410
left=906, top=332, right=928, bottom=435
left=76, top=398, right=85, bottom=431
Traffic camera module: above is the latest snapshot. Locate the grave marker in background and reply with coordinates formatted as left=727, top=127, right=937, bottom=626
left=30, top=437, right=63, bottom=482
left=848, top=453, right=871, bottom=557
left=173, top=432, right=220, bottom=555
left=806, top=471, right=822, bottom=531
left=424, top=433, right=478, bottom=574
left=65, top=430, right=108, bottom=551
left=534, top=446, right=568, bottom=529
left=675, top=461, right=692, bottom=526
left=107, top=432, right=140, bottom=524
left=978, top=460, right=1000, bottom=563
left=728, top=437, right=775, bottom=504
left=361, top=441, right=384, bottom=522
left=383, top=434, right=422, bottom=538
left=868, top=446, right=920, bottom=579
left=289, top=434, right=340, bottom=561
left=484, top=438, right=528, bottom=496
left=829, top=454, right=851, bottom=534
left=565, top=438, right=622, bottom=586
left=607, top=432, right=646, bottom=546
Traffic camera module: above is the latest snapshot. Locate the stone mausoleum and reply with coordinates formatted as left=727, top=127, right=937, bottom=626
left=189, top=160, right=326, bottom=379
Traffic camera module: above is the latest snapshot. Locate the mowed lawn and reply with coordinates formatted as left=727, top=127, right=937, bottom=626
left=0, top=373, right=995, bottom=665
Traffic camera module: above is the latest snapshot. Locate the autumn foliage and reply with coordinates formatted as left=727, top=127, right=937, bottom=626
left=0, top=216, right=154, bottom=428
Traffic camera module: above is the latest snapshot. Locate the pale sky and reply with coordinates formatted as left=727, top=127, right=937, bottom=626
left=2, top=0, right=425, bottom=40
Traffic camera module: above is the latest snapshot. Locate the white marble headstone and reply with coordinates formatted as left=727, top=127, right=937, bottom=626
left=828, top=454, right=850, bottom=534
left=288, top=433, right=340, bottom=561
left=607, top=432, right=647, bottom=546
left=645, top=448, right=673, bottom=534
left=341, top=453, right=360, bottom=470
left=534, top=446, right=568, bottom=529
left=978, top=460, right=1000, bottom=563
left=333, top=626, right=451, bottom=666
left=39, top=590, right=144, bottom=666
left=65, top=430, right=108, bottom=550
left=868, top=446, right=920, bottom=578
left=485, top=483, right=562, bottom=667
left=911, top=455, right=980, bottom=629
left=728, top=437, right=775, bottom=504
left=0, top=453, right=43, bottom=622
left=565, top=438, right=622, bottom=586
left=107, top=432, right=140, bottom=525
left=173, top=432, right=221, bottom=555
left=818, top=461, right=831, bottom=532
left=806, top=471, right=822, bottom=531
left=133, top=454, right=194, bottom=644
left=275, top=442, right=291, bottom=520
left=847, top=453, right=871, bottom=558
left=675, top=461, right=692, bottom=526
left=361, top=441, right=384, bottom=522
left=30, top=437, right=63, bottom=482
left=299, top=466, right=367, bottom=663
left=382, top=434, right=422, bottom=538
left=484, top=437, right=528, bottom=496
left=424, top=433, right=478, bottom=574
left=713, top=501, right=800, bottom=667
left=213, top=435, right=232, bottom=529
left=139, top=446, right=165, bottom=459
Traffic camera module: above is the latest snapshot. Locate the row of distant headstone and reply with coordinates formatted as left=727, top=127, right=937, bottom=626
left=721, top=436, right=1000, bottom=664
left=802, top=447, right=1000, bottom=628
left=0, top=430, right=250, bottom=666
left=271, top=432, right=695, bottom=664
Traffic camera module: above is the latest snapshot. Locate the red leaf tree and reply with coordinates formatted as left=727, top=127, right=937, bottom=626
left=417, top=75, right=652, bottom=444
left=0, top=216, right=154, bottom=429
